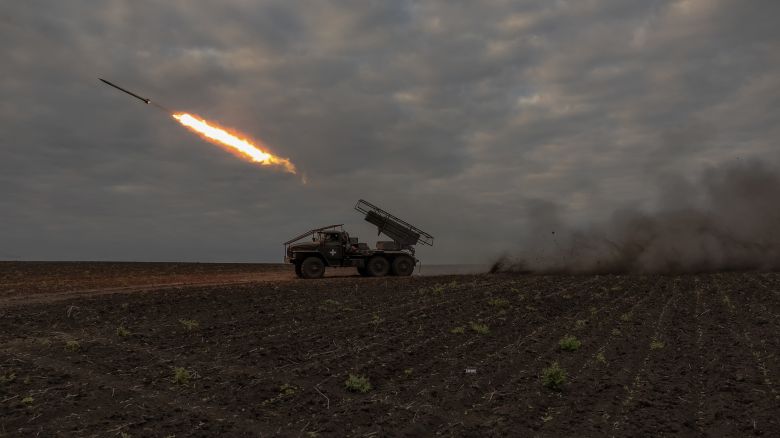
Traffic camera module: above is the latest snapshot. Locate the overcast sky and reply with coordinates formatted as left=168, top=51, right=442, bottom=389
left=1, top=0, right=778, bottom=264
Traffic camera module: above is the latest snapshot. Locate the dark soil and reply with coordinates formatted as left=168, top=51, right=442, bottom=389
left=0, top=262, right=289, bottom=301
left=0, top=263, right=778, bottom=437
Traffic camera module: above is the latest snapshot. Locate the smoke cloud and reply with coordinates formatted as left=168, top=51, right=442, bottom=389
left=493, top=159, right=780, bottom=274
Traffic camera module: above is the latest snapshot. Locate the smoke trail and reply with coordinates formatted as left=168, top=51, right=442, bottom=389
left=493, top=159, right=780, bottom=274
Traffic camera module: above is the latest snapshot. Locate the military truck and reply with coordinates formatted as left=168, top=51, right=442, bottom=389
left=284, top=199, right=434, bottom=279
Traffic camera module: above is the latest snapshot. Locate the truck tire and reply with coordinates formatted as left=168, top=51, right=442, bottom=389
left=366, top=256, right=390, bottom=277
left=300, top=257, right=325, bottom=279
left=392, top=255, right=415, bottom=276
left=294, top=262, right=303, bottom=278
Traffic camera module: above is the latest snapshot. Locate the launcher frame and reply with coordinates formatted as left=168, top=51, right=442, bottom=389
left=354, top=199, right=434, bottom=248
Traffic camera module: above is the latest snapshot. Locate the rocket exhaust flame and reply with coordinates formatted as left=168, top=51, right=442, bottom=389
left=172, top=113, right=296, bottom=174
left=99, top=78, right=296, bottom=174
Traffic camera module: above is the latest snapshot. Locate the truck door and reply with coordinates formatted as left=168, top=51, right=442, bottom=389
left=323, top=233, right=343, bottom=266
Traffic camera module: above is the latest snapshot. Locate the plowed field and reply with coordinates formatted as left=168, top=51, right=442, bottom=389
left=1, top=263, right=778, bottom=437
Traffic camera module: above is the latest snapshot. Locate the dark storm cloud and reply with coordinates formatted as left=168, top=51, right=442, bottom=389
left=0, top=0, right=778, bottom=263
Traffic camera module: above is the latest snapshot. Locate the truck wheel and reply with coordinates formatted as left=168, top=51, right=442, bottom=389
left=366, top=256, right=390, bottom=277
left=294, top=262, right=303, bottom=278
left=300, top=257, right=325, bottom=279
left=392, top=256, right=415, bottom=276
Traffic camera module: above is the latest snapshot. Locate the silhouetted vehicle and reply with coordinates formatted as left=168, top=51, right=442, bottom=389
left=284, top=200, right=433, bottom=279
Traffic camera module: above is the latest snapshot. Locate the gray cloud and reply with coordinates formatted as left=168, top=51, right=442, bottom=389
left=0, top=0, right=778, bottom=263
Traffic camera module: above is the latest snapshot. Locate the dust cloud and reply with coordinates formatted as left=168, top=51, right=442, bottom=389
left=492, top=159, right=780, bottom=274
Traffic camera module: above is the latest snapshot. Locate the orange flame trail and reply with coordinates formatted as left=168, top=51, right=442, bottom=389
left=172, top=113, right=296, bottom=174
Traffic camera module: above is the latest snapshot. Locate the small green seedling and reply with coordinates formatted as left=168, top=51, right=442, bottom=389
left=116, top=325, right=130, bottom=337
left=172, top=367, right=192, bottom=385
left=261, top=384, right=297, bottom=406
left=559, top=335, right=581, bottom=352
left=279, top=383, right=297, bottom=396
left=179, top=319, right=199, bottom=331
left=345, top=374, right=372, bottom=393
left=650, top=339, right=665, bottom=350
left=403, top=368, right=413, bottom=377
left=450, top=326, right=465, bottom=334
left=470, top=322, right=490, bottom=334
left=595, top=351, right=607, bottom=364
left=0, top=373, right=15, bottom=384
left=65, top=340, right=80, bottom=352
left=574, top=319, right=588, bottom=330
left=488, top=298, right=510, bottom=307
left=542, top=362, right=566, bottom=390
left=21, top=396, right=33, bottom=406
left=620, top=313, right=632, bottom=322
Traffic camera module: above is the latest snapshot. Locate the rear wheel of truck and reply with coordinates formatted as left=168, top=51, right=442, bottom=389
left=392, top=255, right=415, bottom=276
left=300, top=257, right=325, bottom=279
left=366, top=256, right=390, bottom=277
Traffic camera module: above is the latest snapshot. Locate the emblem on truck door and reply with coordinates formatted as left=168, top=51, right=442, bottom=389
left=329, top=249, right=337, bottom=256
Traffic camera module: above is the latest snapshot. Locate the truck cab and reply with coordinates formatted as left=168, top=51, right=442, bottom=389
left=315, top=230, right=347, bottom=265
left=285, top=227, right=354, bottom=269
